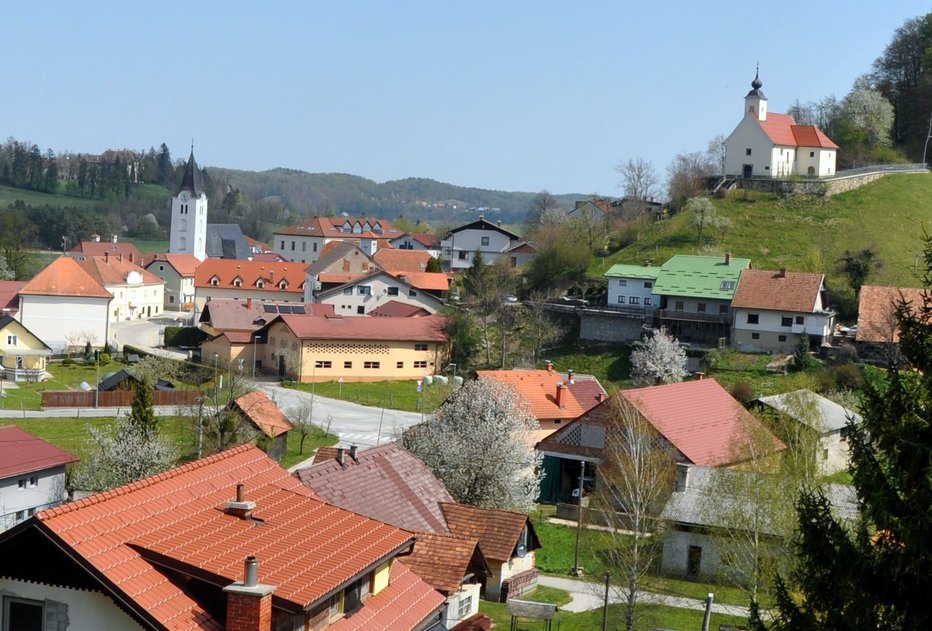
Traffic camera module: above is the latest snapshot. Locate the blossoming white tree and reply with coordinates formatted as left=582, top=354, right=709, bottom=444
left=402, top=378, right=542, bottom=513
left=630, top=328, right=688, bottom=386
left=73, top=420, right=177, bottom=492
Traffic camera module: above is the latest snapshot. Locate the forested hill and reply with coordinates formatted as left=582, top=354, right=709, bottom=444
left=208, top=166, right=582, bottom=225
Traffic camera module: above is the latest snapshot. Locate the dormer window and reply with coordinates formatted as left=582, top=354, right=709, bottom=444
left=233, top=276, right=243, bottom=288
left=256, top=279, right=265, bottom=289
left=210, top=276, right=220, bottom=287
left=279, top=280, right=288, bottom=290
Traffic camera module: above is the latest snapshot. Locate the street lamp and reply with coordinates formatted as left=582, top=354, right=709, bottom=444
left=213, top=352, right=219, bottom=400
left=94, top=350, right=100, bottom=408
left=252, top=336, right=262, bottom=380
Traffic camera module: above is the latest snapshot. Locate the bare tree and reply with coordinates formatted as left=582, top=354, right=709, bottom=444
left=595, top=399, right=676, bottom=631
left=524, top=292, right=566, bottom=366
left=288, top=398, right=322, bottom=455
left=630, top=328, right=688, bottom=386
left=526, top=190, right=563, bottom=226
left=706, top=134, right=727, bottom=177
left=666, top=152, right=715, bottom=211
left=616, top=157, right=659, bottom=205
left=401, top=379, right=542, bottom=512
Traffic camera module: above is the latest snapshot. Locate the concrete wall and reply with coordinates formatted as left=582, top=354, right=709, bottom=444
left=484, top=552, right=535, bottom=601
left=819, top=429, right=850, bottom=475
left=579, top=312, right=644, bottom=342
left=661, top=528, right=722, bottom=582
left=0, top=578, right=144, bottom=631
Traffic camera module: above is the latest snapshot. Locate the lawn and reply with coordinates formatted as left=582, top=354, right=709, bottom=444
left=542, top=342, right=632, bottom=389
left=285, top=379, right=455, bottom=414
left=1, top=358, right=131, bottom=411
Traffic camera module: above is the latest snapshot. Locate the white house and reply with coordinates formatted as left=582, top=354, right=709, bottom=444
left=0, top=426, right=78, bottom=531
left=168, top=149, right=209, bottom=261
left=313, top=270, right=445, bottom=315
left=440, top=216, right=527, bottom=271
left=388, top=231, right=441, bottom=258
left=17, top=257, right=112, bottom=354
left=604, top=264, right=661, bottom=309
left=77, top=254, right=165, bottom=321
left=724, top=70, right=838, bottom=179
left=272, top=217, right=402, bottom=265
left=146, top=253, right=200, bottom=310
left=730, top=269, right=835, bottom=353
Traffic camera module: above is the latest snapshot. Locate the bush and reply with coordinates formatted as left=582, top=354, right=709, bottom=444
left=163, top=326, right=208, bottom=348
left=834, top=363, right=865, bottom=390
left=730, top=379, right=755, bottom=405
left=98, top=353, right=111, bottom=365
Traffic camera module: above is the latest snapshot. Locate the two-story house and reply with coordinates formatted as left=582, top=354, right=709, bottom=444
left=313, top=271, right=445, bottom=316
left=77, top=254, right=165, bottom=321
left=273, top=217, right=402, bottom=264
left=388, top=232, right=441, bottom=258
left=604, top=264, right=661, bottom=310
left=440, top=216, right=527, bottom=272
left=146, top=252, right=201, bottom=310
left=730, top=269, right=834, bottom=353
left=0, top=316, right=52, bottom=382
left=194, top=259, right=307, bottom=310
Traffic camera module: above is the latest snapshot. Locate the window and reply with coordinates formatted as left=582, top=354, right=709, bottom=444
left=810, top=151, right=815, bottom=157
left=387, top=286, right=399, bottom=296
left=364, top=361, right=380, bottom=369
left=458, top=251, right=469, bottom=260
left=751, top=332, right=760, bottom=340
left=629, top=296, right=640, bottom=305
left=414, top=360, right=428, bottom=368
left=15, top=510, right=25, bottom=521
left=314, top=361, right=332, bottom=369
left=233, top=278, right=242, bottom=288
left=357, top=306, right=365, bottom=314
left=481, top=236, right=490, bottom=246
left=675, top=301, right=684, bottom=311
left=720, top=280, right=736, bottom=291
left=745, top=148, right=752, bottom=156
left=343, top=287, right=353, bottom=295
left=343, top=576, right=369, bottom=614
left=313, top=242, right=318, bottom=252
left=414, top=343, right=428, bottom=351
left=158, top=264, right=165, bottom=271
left=687, top=546, right=702, bottom=577
left=279, top=280, right=288, bottom=290
left=747, top=313, right=759, bottom=324
left=644, top=297, right=652, bottom=306
left=617, top=295, right=626, bottom=304
left=2, top=596, right=44, bottom=631
left=409, top=290, right=417, bottom=297
left=358, top=286, right=371, bottom=296
left=458, top=593, right=474, bottom=619
left=618, top=279, right=627, bottom=287
left=643, top=281, right=652, bottom=288
left=17, top=478, right=26, bottom=489
left=280, top=240, right=285, bottom=250
left=778, top=335, right=787, bottom=342
left=396, top=361, right=404, bottom=369
left=796, top=315, right=805, bottom=325
left=302, top=241, right=307, bottom=252
left=719, top=304, right=728, bottom=314
left=697, top=303, right=706, bottom=313
left=290, top=241, right=296, bottom=251
left=210, top=277, right=219, bottom=287
left=29, top=476, right=37, bottom=487
left=256, top=280, right=265, bottom=289
left=169, top=295, right=175, bottom=304
left=781, top=316, right=793, bottom=327
left=5, top=335, right=16, bottom=345
left=344, top=361, right=352, bottom=369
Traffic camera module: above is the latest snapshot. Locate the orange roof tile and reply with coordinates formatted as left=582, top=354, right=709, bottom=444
left=731, top=269, right=825, bottom=312
left=72, top=240, right=143, bottom=264
left=329, top=561, right=445, bottom=631
left=395, top=271, right=450, bottom=292
left=268, top=313, right=449, bottom=343
left=36, top=445, right=423, bottom=629
left=476, top=370, right=605, bottom=422
left=791, top=125, right=839, bottom=149
left=231, top=391, right=293, bottom=438
left=373, top=249, right=432, bottom=274
left=274, top=217, right=402, bottom=240
left=756, top=113, right=838, bottom=149
left=0, top=280, right=26, bottom=310
left=440, top=503, right=539, bottom=563
left=401, top=532, right=486, bottom=594
left=77, top=256, right=164, bottom=287
left=0, top=425, right=79, bottom=479
left=147, top=253, right=201, bottom=276
left=20, top=257, right=113, bottom=299
left=194, top=259, right=306, bottom=293
left=856, top=285, right=925, bottom=343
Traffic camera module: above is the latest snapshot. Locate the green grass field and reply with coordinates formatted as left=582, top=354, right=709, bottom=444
left=285, top=379, right=455, bottom=414
left=0, top=183, right=100, bottom=210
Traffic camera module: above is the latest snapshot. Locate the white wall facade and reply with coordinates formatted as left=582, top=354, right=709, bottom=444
left=169, top=191, right=208, bottom=261
left=732, top=307, right=834, bottom=353
left=18, top=295, right=110, bottom=355
left=441, top=229, right=515, bottom=271
left=147, top=264, right=195, bottom=309
left=104, top=277, right=164, bottom=321
left=606, top=277, right=657, bottom=308
left=274, top=234, right=325, bottom=264
left=0, top=466, right=67, bottom=531
left=724, top=116, right=773, bottom=178
left=389, top=235, right=440, bottom=258
left=316, top=277, right=442, bottom=315
left=194, top=287, right=302, bottom=311
left=484, top=551, right=536, bottom=601
left=440, top=583, right=481, bottom=629
left=819, top=429, right=850, bottom=476
left=796, top=148, right=836, bottom=177
left=0, top=578, right=143, bottom=631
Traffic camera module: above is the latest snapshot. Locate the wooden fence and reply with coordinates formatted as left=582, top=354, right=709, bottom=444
left=42, top=390, right=200, bottom=408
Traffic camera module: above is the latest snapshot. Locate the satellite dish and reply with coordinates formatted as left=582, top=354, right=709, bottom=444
left=515, top=544, right=527, bottom=558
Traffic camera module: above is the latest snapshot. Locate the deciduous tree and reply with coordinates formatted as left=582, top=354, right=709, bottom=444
left=630, top=328, right=688, bottom=386
left=686, top=197, right=717, bottom=243
left=837, top=247, right=882, bottom=298
left=72, top=419, right=177, bottom=492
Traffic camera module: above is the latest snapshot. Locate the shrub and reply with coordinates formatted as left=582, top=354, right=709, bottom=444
left=163, top=326, right=208, bottom=348
left=834, top=363, right=865, bottom=390
left=98, top=353, right=111, bottom=365
left=730, top=379, right=755, bottom=405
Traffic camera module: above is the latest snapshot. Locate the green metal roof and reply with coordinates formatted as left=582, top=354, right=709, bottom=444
left=653, top=255, right=751, bottom=299
left=604, top=264, right=662, bottom=280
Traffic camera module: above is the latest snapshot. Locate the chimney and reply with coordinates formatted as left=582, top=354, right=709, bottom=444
left=644, top=260, right=652, bottom=267
left=545, top=360, right=553, bottom=373
left=725, top=252, right=731, bottom=264
left=224, top=484, right=257, bottom=519
left=479, top=214, right=484, bottom=221
left=246, top=298, right=253, bottom=309
left=223, top=556, right=276, bottom=631
left=556, top=383, right=565, bottom=408
left=104, top=251, right=109, bottom=263
left=597, top=392, right=606, bottom=403
left=119, top=253, right=124, bottom=263
left=349, top=445, right=358, bottom=461
left=336, top=447, right=345, bottom=466
left=497, top=220, right=502, bottom=226
left=567, top=369, right=575, bottom=384
left=778, top=268, right=786, bottom=278
left=129, top=252, right=135, bottom=263
left=675, top=463, right=690, bottom=493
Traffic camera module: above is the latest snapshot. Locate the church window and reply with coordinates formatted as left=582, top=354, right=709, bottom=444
left=810, top=151, right=815, bottom=157
left=745, top=148, right=752, bottom=156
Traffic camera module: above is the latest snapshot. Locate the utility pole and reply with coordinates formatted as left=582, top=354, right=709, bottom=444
left=702, top=593, right=714, bottom=631
left=572, top=460, right=586, bottom=577
left=601, top=572, right=611, bottom=631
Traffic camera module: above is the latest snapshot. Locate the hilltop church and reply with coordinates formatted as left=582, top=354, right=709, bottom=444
left=724, top=70, right=838, bottom=179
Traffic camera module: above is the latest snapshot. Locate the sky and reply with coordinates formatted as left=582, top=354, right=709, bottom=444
left=3, top=2, right=926, bottom=196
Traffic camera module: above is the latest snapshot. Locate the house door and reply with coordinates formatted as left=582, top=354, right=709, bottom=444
left=807, top=166, right=815, bottom=176
left=687, top=545, right=702, bottom=578
left=278, top=356, right=286, bottom=379
left=742, top=164, right=753, bottom=179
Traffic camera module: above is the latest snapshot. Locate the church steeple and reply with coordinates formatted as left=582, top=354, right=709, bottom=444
left=169, top=144, right=208, bottom=261
left=177, top=146, right=203, bottom=197
left=744, top=64, right=768, bottom=121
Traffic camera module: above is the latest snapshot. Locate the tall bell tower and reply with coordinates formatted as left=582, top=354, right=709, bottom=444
left=169, top=147, right=208, bottom=261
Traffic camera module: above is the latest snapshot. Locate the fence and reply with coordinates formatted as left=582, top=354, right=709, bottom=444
left=41, top=390, right=200, bottom=408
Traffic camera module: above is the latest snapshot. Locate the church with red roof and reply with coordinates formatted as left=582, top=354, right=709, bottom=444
left=724, top=69, right=838, bottom=179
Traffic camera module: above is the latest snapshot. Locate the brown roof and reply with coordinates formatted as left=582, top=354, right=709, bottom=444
left=194, top=259, right=307, bottom=293
left=35, top=445, right=434, bottom=629
left=856, top=285, right=925, bottom=344
left=402, top=532, right=487, bottom=594
left=274, top=216, right=401, bottom=240
left=77, top=256, right=163, bottom=287
left=369, top=301, right=432, bottom=318
left=231, top=391, right=293, bottom=438
left=199, top=299, right=334, bottom=331
left=71, top=240, right=143, bottom=264
left=250, top=252, right=288, bottom=262
left=476, top=370, right=606, bottom=422
left=295, top=443, right=455, bottom=534
left=147, top=253, right=201, bottom=276
left=0, top=425, right=79, bottom=479
left=19, top=257, right=113, bottom=299
left=373, top=249, right=432, bottom=274
left=268, top=313, right=449, bottom=343
left=731, top=269, right=825, bottom=312
left=440, top=503, right=538, bottom=563
left=391, top=232, right=439, bottom=248
left=0, top=280, right=26, bottom=311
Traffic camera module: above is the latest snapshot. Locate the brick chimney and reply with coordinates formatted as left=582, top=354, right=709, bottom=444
left=224, top=484, right=256, bottom=520
left=223, top=556, right=276, bottom=631
left=349, top=445, right=358, bottom=461
left=724, top=252, right=731, bottom=264
left=246, top=298, right=253, bottom=309
left=104, top=251, right=109, bottom=263
left=545, top=360, right=553, bottom=374
left=336, top=447, right=345, bottom=466
left=556, top=383, right=565, bottom=408
left=119, top=253, right=124, bottom=263
left=778, top=268, right=786, bottom=278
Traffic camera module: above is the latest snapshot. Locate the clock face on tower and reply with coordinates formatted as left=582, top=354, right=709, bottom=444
left=180, top=192, right=188, bottom=202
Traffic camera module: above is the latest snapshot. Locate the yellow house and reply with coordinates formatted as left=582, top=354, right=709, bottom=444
left=255, top=313, right=449, bottom=382
left=0, top=316, right=52, bottom=382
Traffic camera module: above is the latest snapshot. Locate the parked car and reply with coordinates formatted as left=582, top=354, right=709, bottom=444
left=503, top=294, right=519, bottom=303
left=560, top=296, right=589, bottom=307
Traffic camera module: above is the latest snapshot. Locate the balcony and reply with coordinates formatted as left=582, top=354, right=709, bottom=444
left=652, top=308, right=730, bottom=325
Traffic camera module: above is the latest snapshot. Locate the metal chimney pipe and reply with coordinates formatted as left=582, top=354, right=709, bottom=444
left=336, top=448, right=345, bottom=466
left=244, top=556, right=258, bottom=587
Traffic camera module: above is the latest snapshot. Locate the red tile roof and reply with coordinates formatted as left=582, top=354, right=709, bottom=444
left=274, top=217, right=402, bottom=240
left=329, top=561, right=445, bottom=631
left=0, top=425, right=79, bottom=479
left=194, top=259, right=307, bottom=293
left=476, top=370, right=605, bottom=422
left=71, top=240, right=143, bottom=264
left=369, top=301, right=432, bottom=318
left=401, top=532, right=485, bottom=594
left=440, top=503, right=537, bottom=563
left=19, top=257, right=113, bottom=299
left=36, top=445, right=430, bottom=629
left=792, top=125, right=838, bottom=149
left=395, top=271, right=450, bottom=292
left=373, top=249, right=432, bottom=274
left=231, top=391, right=293, bottom=438
left=856, top=285, right=925, bottom=343
left=621, top=379, right=784, bottom=466
left=318, top=272, right=366, bottom=285
left=0, top=280, right=26, bottom=311
left=295, top=443, right=455, bottom=534
left=270, top=313, right=449, bottom=343
left=731, top=269, right=825, bottom=312
left=243, top=235, right=269, bottom=251
left=147, top=253, right=201, bottom=276
left=199, top=299, right=333, bottom=331
left=77, top=256, right=164, bottom=287
left=757, top=113, right=838, bottom=149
